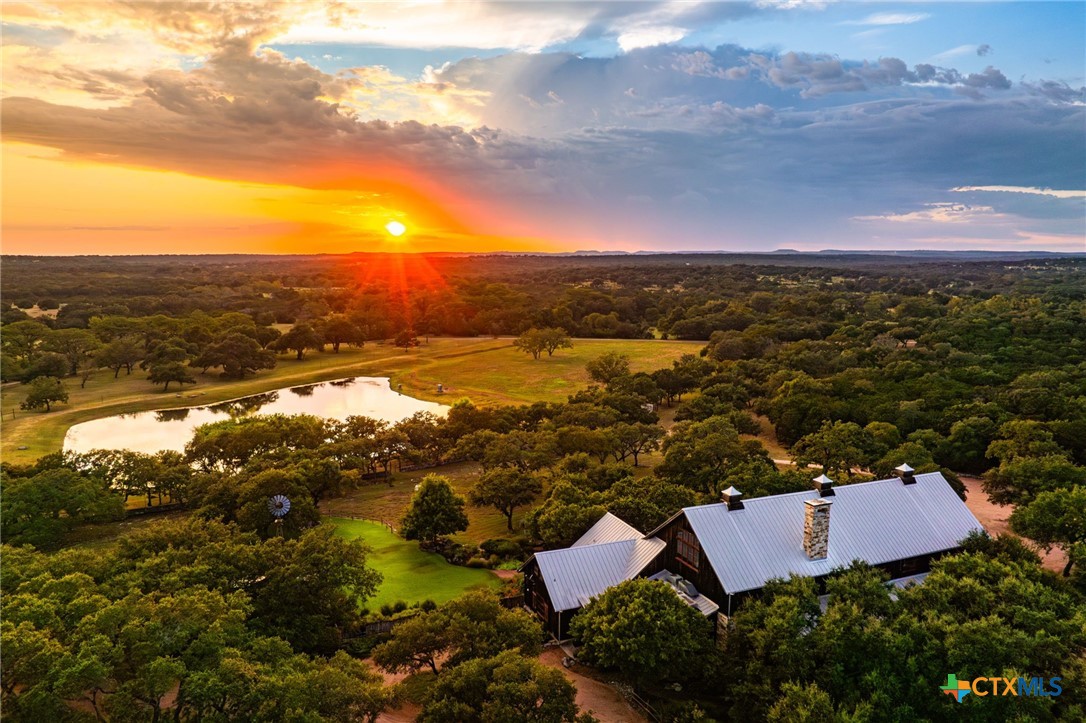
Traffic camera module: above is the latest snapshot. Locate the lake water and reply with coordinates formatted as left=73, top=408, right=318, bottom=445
left=63, top=377, right=447, bottom=455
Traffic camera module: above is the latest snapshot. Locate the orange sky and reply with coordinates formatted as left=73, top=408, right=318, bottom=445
left=1, top=143, right=559, bottom=255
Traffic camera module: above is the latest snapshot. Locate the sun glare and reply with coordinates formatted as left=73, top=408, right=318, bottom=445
left=385, top=220, right=407, bottom=237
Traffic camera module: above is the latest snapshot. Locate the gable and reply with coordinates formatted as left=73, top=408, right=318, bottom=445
left=571, top=512, right=642, bottom=547
left=532, top=536, right=666, bottom=612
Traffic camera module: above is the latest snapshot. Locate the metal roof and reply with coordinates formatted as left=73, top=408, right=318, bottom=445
left=648, top=570, right=720, bottom=616
left=533, top=536, right=666, bottom=612
left=571, top=512, right=643, bottom=547
left=669, top=472, right=982, bottom=595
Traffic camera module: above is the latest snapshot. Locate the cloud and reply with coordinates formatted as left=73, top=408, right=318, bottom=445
left=843, top=13, right=930, bottom=26
left=952, top=186, right=1086, bottom=199
left=853, top=203, right=1002, bottom=224
left=1, top=6, right=1081, bottom=252
left=976, top=44, right=992, bottom=56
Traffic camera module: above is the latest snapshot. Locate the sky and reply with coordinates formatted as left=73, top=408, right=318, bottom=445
left=1, top=1, right=1084, bottom=255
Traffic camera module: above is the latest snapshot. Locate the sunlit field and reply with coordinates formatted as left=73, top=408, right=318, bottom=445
left=0, top=336, right=701, bottom=463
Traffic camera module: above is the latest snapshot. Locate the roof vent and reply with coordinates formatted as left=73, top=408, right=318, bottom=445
left=813, top=473, right=835, bottom=497
left=895, top=463, right=916, bottom=485
left=721, top=486, right=744, bottom=510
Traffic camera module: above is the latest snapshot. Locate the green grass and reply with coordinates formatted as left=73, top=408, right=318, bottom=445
left=1, top=336, right=702, bottom=464
left=322, top=462, right=528, bottom=544
left=329, top=517, right=501, bottom=608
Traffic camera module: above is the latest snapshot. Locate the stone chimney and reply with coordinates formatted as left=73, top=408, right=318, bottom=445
left=803, top=498, right=832, bottom=560
left=813, top=473, right=835, bottom=497
left=721, top=486, right=744, bottom=511
left=895, top=463, right=916, bottom=485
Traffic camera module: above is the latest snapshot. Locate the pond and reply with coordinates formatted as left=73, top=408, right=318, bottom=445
left=63, top=377, right=447, bottom=455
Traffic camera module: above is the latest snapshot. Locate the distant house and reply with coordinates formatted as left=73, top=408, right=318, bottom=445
left=522, top=466, right=983, bottom=639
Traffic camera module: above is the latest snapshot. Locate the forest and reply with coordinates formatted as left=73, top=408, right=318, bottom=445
left=2, top=252, right=1085, bottom=721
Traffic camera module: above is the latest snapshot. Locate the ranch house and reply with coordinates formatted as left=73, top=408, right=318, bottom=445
left=521, top=465, right=984, bottom=640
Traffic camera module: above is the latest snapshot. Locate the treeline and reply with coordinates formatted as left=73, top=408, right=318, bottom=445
left=6, top=254, right=1083, bottom=345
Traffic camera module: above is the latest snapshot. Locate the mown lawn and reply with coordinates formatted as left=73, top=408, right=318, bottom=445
left=1, top=336, right=702, bottom=464
left=328, top=517, right=502, bottom=608
left=321, top=461, right=529, bottom=545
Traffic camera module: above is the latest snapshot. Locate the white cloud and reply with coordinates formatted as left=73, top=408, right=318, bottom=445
left=952, top=185, right=1086, bottom=199
left=843, top=12, right=930, bottom=27
left=931, top=44, right=982, bottom=62
left=853, top=203, right=1002, bottom=224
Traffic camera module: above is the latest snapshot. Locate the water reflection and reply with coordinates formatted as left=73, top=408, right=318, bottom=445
left=155, top=408, right=191, bottom=423
left=64, top=377, right=446, bottom=455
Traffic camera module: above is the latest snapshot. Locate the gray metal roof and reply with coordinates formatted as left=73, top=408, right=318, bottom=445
left=648, top=570, right=720, bottom=616
left=534, top=536, right=666, bottom=611
left=671, top=471, right=982, bottom=595
left=571, top=512, right=643, bottom=547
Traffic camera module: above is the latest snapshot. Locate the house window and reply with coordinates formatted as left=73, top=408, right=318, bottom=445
left=676, top=529, right=700, bottom=570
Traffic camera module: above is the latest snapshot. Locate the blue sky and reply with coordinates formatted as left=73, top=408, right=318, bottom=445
left=3, top=1, right=1084, bottom=253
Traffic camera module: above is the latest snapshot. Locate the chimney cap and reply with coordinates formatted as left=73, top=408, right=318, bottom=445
left=895, top=463, right=915, bottom=474
left=722, top=486, right=744, bottom=510
left=813, top=473, right=834, bottom=485
left=722, top=485, right=742, bottom=497
left=804, top=497, right=833, bottom=508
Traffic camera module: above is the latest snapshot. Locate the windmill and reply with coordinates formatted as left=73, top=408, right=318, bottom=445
left=268, top=494, right=291, bottom=537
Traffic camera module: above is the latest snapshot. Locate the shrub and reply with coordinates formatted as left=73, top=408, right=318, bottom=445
left=465, top=556, right=491, bottom=568
left=392, top=600, right=408, bottom=613
left=480, top=538, right=523, bottom=559
left=379, top=603, right=394, bottom=617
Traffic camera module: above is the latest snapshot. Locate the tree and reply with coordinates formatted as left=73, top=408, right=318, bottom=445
left=192, top=332, right=276, bottom=378
left=96, top=336, right=142, bottom=377
left=373, top=591, right=542, bottom=676
left=656, top=415, right=762, bottom=494
left=791, top=420, right=870, bottom=478
left=1, top=319, right=49, bottom=364
left=44, top=328, right=100, bottom=376
left=610, top=422, right=664, bottom=466
left=571, top=578, right=713, bottom=686
left=1010, top=487, right=1086, bottom=576
left=983, top=454, right=1086, bottom=506
left=767, top=683, right=836, bottom=723
left=394, top=328, right=419, bottom=350
left=1, top=467, right=124, bottom=548
left=401, top=475, right=470, bottom=544
left=419, top=651, right=593, bottom=723
left=319, top=314, right=364, bottom=352
left=19, top=376, right=68, bottom=412
left=147, top=360, right=196, bottom=391
left=513, top=328, right=547, bottom=360
left=372, top=614, right=449, bottom=675
left=469, top=468, right=542, bottom=531
left=586, top=351, right=630, bottom=384
left=540, top=327, right=573, bottom=356
left=276, top=322, right=324, bottom=360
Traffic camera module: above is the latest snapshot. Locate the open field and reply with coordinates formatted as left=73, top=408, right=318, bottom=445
left=329, top=517, right=502, bottom=608
left=1, top=336, right=702, bottom=464
left=322, top=462, right=529, bottom=544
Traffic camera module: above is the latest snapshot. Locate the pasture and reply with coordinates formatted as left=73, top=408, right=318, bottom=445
left=0, top=336, right=702, bottom=463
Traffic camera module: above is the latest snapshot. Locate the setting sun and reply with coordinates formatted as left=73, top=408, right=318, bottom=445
left=385, top=220, right=407, bottom=237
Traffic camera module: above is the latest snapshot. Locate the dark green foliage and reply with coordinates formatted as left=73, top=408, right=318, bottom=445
left=571, top=579, right=714, bottom=687
left=419, top=651, right=594, bottom=723
left=372, top=591, right=542, bottom=676
left=19, top=376, right=69, bottom=412
left=0, top=519, right=392, bottom=720
left=401, top=475, right=470, bottom=544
